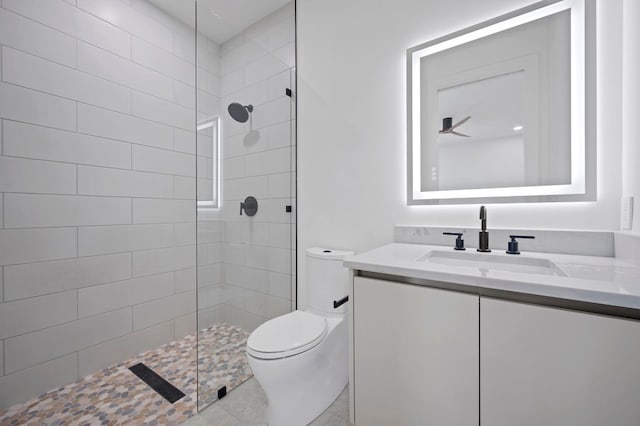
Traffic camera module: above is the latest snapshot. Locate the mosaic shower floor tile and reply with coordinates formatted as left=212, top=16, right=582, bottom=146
left=0, top=322, right=252, bottom=425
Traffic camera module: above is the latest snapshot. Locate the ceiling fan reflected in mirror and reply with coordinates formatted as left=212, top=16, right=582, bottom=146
left=439, top=116, right=471, bottom=137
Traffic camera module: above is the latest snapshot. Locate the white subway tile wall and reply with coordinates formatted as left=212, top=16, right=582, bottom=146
left=211, top=2, right=296, bottom=333
left=0, top=0, right=221, bottom=410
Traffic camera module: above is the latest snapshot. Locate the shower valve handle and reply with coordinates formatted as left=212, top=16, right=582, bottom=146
left=239, top=196, right=258, bottom=216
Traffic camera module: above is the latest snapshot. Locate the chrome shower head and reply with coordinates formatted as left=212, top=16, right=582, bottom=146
left=228, top=102, right=253, bottom=123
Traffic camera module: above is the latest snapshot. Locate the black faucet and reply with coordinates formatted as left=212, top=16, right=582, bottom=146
left=477, top=205, right=491, bottom=252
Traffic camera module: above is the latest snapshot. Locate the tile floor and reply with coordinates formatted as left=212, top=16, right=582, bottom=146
left=184, top=378, right=352, bottom=426
left=0, top=322, right=251, bottom=425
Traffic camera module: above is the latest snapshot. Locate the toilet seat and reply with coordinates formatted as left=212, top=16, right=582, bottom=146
left=247, top=310, right=327, bottom=360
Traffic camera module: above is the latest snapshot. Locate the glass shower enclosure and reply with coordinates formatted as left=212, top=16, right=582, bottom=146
left=194, top=0, right=297, bottom=411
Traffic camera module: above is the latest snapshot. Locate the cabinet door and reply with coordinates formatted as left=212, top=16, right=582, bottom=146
left=353, top=277, right=479, bottom=426
left=481, top=297, right=640, bottom=426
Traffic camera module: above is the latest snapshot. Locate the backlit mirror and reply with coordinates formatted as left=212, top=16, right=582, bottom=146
left=407, top=0, right=595, bottom=204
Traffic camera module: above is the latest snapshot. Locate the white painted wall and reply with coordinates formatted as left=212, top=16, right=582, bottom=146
left=297, top=0, right=624, bottom=308
left=623, top=0, right=640, bottom=233
left=0, top=0, right=220, bottom=409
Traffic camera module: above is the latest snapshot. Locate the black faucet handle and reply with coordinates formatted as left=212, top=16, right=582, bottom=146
left=443, top=232, right=465, bottom=251
left=507, top=235, right=535, bottom=255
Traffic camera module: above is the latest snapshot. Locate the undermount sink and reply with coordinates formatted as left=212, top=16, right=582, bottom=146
left=419, top=250, right=567, bottom=276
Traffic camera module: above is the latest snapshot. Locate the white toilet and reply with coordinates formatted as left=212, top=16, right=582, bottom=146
left=246, top=247, right=353, bottom=426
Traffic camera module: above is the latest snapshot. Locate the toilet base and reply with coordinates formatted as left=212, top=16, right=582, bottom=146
left=248, top=314, right=348, bottom=426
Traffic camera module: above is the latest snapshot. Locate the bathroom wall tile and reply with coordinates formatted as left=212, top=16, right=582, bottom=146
left=132, top=37, right=194, bottom=85
left=251, top=97, right=291, bottom=130
left=4, top=308, right=132, bottom=374
left=132, top=245, right=196, bottom=277
left=78, top=165, right=173, bottom=198
left=223, top=176, right=269, bottom=201
left=268, top=70, right=291, bottom=101
left=3, top=121, right=131, bottom=169
left=254, top=198, right=291, bottom=224
left=268, top=271, right=292, bottom=299
left=268, top=223, right=292, bottom=249
left=131, top=0, right=184, bottom=36
left=0, top=291, right=77, bottom=340
left=224, top=264, right=268, bottom=294
left=197, top=221, right=222, bottom=244
left=175, top=222, right=196, bottom=246
left=197, top=40, right=220, bottom=76
left=223, top=157, right=247, bottom=180
left=273, top=43, right=295, bottom=69
left=0, top=354, right=77, bottom=411
left=267, top=247, right=292, bottom=274
left=221, top=40, right=267, bottom=77
left=222, top=284, right=246, bottom=310
left=221, top=69, right=245, bottom=97
left=0, top=8, right=76, bottom=67
left=197, top=306, right=223, bottom=330
left=245, top=290, right=267, bottom=317
left=268, top=16, right=295, bottom=51
left=0, top=156, right=76, bottom=195
left=197, top=68, right=220, bottom=97
left=198, top=264, right=222, bottom=288
left=78, top=272, right=174, bottom=317
left=0, top=228, right=76, bottom=267
left=132, top=290, right=195, bottom=331
left=223, top=79, right=270, bottom=111
left=3, top=47, right=131, bottom=113
left=78, top=320, right=174, bottom=377
left=246, top=245, right=268, bottom=269
left=268, top=173, right=292, bottom=198
left=78, top=103, right=173, bottom=150
left=132, top=198, right=194, bottom=224
left=221, top=243, right=246, bottom=266
left=174, top=128, right=196, bottom=154
left=0, top=82, right=76, bottom=131
left=77, top=0, right=173, bottom=52
left=173, top=26, right=196, bottom=64
left=2, top=0, right=131, bottom=58
left=174, top=176, right=196, bottom=199
left=244, top=55, right=289, bottom=87
left=174, top=267, right=197, bottom=294
left=77, top=41, right=173, bottom=101
left=132, top=90, right=194, bottom=131
left=3, top=253, right=131, bottom=301
left=132, top=145, right=195, bottom=177
left=174, top=311, right=196, bottom=338
left=4, top=194, right=131, bottom=228
left=268, top=121, right=292, bottom=149
left=197, top=89, right=219, bottom=117
left=173, top=80, right=196, bottom=109
left=78, top=224, right=173, bottom=256
left=265, top=294, right=290, bottom=319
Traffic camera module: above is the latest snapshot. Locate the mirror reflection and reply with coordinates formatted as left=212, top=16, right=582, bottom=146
left=408, top=0, right=591, bottom=203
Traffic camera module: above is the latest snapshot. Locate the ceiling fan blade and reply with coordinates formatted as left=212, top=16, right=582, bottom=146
left=451, top=115, right=471, bottom=130
left=452, top=131, right=470, bottom=137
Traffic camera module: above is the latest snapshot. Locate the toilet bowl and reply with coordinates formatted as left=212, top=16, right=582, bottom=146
left=246, top=247, right=353, bottom=426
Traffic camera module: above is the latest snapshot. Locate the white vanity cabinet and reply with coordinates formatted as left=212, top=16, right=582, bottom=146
left=481, top=297, right=640, bottom=426
left=352, top=277, right=479, bottom=426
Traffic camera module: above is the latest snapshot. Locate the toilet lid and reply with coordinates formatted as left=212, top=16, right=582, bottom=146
left=247, top=311, right=327, bottom=359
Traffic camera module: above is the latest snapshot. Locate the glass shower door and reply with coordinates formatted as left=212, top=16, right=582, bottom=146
left=195, top=0, right=297, bottom=411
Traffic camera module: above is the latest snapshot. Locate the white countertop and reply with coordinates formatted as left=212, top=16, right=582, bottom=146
left=344, top=243, right=640, bottom=310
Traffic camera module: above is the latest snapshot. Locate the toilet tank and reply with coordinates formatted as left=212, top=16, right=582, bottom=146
left=306, top=247, right=354, bottom=315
